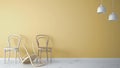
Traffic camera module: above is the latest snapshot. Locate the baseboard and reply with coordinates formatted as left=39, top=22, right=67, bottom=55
left=52, top=58, right=120, bottom=63
left=1, top=58, right=120, bottom=63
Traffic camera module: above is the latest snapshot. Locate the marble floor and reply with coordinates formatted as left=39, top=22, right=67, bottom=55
left=0, top=59, right=120, bottom=68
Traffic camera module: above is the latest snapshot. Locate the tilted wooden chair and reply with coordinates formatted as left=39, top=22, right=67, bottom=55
left=19, top=43, right=46, bottom=67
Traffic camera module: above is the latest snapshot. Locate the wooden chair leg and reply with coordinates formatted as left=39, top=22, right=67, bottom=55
left=39, top=50, right=42, bottom=62
left=15, top=51, right=17, bottom=63
left=18, top=52, right=22, bottom=63
left=46, top=51, right=48, bottom=63
left=38, top=50, right=39, bottom=56
left=4, top=50, right=6, bottom=64
left=8, top=51, right=11, bottom=63
left=50, top=51, right=52, bottom=63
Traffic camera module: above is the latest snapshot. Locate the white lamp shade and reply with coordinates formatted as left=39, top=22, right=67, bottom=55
left=97, top=4, right=106, bottom=14
left=108, top=12, right=118, bottom=21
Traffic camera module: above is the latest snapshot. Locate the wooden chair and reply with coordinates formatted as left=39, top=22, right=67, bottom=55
left=4, top=34, right=21, bottom=63
left=36, top=35, right=52, bottom=63
left=19, top=43, right=46, bottom=67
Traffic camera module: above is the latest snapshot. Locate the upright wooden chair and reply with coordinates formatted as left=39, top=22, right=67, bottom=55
left=36, top=35, right=52, bottom=63
left=4, top=34, right=21, bottom=63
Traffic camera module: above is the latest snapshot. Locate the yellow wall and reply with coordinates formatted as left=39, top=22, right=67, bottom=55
left=0, top=0, right=120, bottom=58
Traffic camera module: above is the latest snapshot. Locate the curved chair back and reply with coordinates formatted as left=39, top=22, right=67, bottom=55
left=8, top=34, right=21, bottom=48
left=36, top=35, right=49, bottom=48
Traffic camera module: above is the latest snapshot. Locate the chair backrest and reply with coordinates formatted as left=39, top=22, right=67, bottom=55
left=8, top=34, right=21, bottom=48
left=36, top=35, right=49, bottom=48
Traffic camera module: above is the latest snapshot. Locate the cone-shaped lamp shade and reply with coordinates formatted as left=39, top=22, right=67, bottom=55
left=108, top=12, right=118, bottom=21
left=97, top=4, right=106, bottom=14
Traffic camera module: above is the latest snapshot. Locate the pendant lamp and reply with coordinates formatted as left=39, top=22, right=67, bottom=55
left=108, top=0, right=118, bottom=21
left=97, top=0, right=106, bottom=14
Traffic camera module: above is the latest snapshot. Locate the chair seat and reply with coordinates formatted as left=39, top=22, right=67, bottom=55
left=38, top=47, right=52, bottom=51
left=4, top=47, right=19, bottom=51
left=22, top=54, right=37, bottom=64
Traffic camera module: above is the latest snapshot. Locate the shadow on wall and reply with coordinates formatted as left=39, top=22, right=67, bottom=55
left=6, top=34, right=72, bottom=58
left=2, top=34, right=71, bottom=58
left=19, top=35, right=55, bottom=58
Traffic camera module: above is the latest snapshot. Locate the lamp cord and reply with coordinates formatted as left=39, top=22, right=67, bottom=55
left=112, top=0, right=114, bottom=12
left=100, top=0, right=102, bottom=4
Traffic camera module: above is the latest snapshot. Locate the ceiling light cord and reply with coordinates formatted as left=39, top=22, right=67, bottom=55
left=112, top=0, right=114, bottom=12
left=100, top=0, right=102, bottom=4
